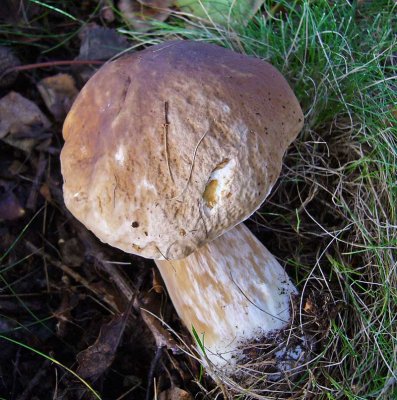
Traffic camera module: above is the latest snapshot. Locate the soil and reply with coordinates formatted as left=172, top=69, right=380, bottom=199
left=0, top=3, right=201, bottom=399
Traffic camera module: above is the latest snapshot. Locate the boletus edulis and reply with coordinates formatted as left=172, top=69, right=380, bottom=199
left=61, top=40, right=305, bottom=385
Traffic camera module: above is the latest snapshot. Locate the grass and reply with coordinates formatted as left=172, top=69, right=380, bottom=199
left=122, top=1, right=397, bottom=398
left=0, top=334, right=101, bottom=399
left=130, top=1, right=396, bottom=397
left=0, top=0, right=396, bottom=399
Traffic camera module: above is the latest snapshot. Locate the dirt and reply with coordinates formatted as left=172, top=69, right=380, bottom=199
left=0, top=3, right=201, bottom=399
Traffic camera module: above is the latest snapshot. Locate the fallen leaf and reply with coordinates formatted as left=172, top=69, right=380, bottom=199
left=77, top=23, right=130, bottom=61
left=0, top=0, right=20, bottom=22
left=26, top=151, right=47, bottom=211
left=100, top=0, right=116, bottom=22
left=119, top=0, right=173, bottom=32
left=7, top=160, right=28, bottom=176
left=0, top=181, right=25, bottom=221
left=138, top=289, right=180, bottom=353
left=75, top=23, right=131, bottom=81
left=176, top=0, right=265, bottom=27
left=39, top=183, right=52, bottom=203
left=303, top=297, right=314, bottom=313
left=59, top=237, right=85, bottom=267
left=158, top=387, right=193, bottom=400
left=54, top=291, right=80, bottom=337
left=0, top=0, right=40, bottom=24
left=37, top=73, right=79, bottom=121
left=152, top=267, right=164, bottom=294
left=0, top=92, right=51, bottom=152
left=77, top=312, right=129, bottom=380
left=0, top=46, right=20, bottom=88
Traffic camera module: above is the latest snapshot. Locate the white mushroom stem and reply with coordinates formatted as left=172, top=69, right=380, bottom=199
left=155, top=223, right=297, bottom=371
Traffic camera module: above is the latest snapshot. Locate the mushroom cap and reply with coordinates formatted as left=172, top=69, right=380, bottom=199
left=61, top=40, right=303, bottom=259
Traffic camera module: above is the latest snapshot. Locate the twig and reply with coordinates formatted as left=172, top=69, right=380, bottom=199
left=26, top=152, right=47, bottom=211
left=163, top=101, right=174, bottom=183
left=75, top=227, right=135, bottom=303
left=145, top=346, right=164, bottom=400
left=139, top=307, right=180, bottom=353
left=25, top=241, right=120, bottom=313
left=0, top=59, right=104, bottom=80
left=98, top=261, right=135, bottom=302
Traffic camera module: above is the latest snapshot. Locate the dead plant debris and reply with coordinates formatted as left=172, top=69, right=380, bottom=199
left=37, top=73, right=79, bottom=121
left=0, top=91, right=51, bottom=152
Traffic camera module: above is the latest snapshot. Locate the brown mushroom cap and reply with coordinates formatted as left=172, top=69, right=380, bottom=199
left=61, top=40, right=303, bottom=259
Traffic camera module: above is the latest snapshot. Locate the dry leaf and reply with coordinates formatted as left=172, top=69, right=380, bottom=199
left=0, top=92, right=51, bottom=152
left=138, top=289, right=180, bottom=353
left=152, top=267, right=164, bottom=294
left=0, top=46, right=20, bottom=88
left=39, top=183, right=52, bottom=203
left=37, top=73, right=79, bottom=121
left=59, top=237, right=85, bottom=267
left=54, top=291, right=80, bottom=337
left=77, top=23, right=130, bottom=61
left=303, top=297, right=314, bottom=313
left=0, top=0, right=40, bottom=24
left=0, top=181, right=25, bottom=221
left=100, top=0, right=116, bottom=22
left=7, top=160, right=28, bottom=176
left=77, top=313, right=128, bottom=380
left=75, top=23, right=131, bottom=81
left=158, top=387, right=193, bottom=400
left=119, top=0, right=173, bottom=32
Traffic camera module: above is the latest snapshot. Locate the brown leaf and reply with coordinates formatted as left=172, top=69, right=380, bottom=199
left=39, top=183, right=52, bottom=203
left=138, top=289, right=180, bottom=353
left=75, top=23, right=131, bottom=82
left=100, top=0, right=116, bottom=22
left=37, top=73, right=79, bottom=121
left=303, top=297, right=314, bottom=313
left=0, top=92, right=51, bottom=152
left=119, top=0, right=173, bottom=32
left=54, top=291, right=80, bottom=337
left=0, top=191, right=25, bottom=221
left=26, top=151, right=47, bottom=211
left=152, top=267, right=164, bottom=294
left=158, top=387, right=193, bottom=400
left=0, top=46, right=20, bottom=88
left=7, top=160, right=28, bottom=176
left=59, top=237, right=85, bottom=267
left=0, top=180, right=25, bottom=221
left=77, top=23, right=130, bottom=61
left=0, top=0, right=20, bottom=22
left=77, top=313, right=128, bottom=380
left=0, top=0, right=40, bottom=24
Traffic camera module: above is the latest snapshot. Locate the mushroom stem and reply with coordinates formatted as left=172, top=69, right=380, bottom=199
left=155, top=223, right=297, bottom=372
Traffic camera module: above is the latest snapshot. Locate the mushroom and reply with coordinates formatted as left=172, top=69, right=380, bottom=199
left=61, top=41, right=304, bottom=381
